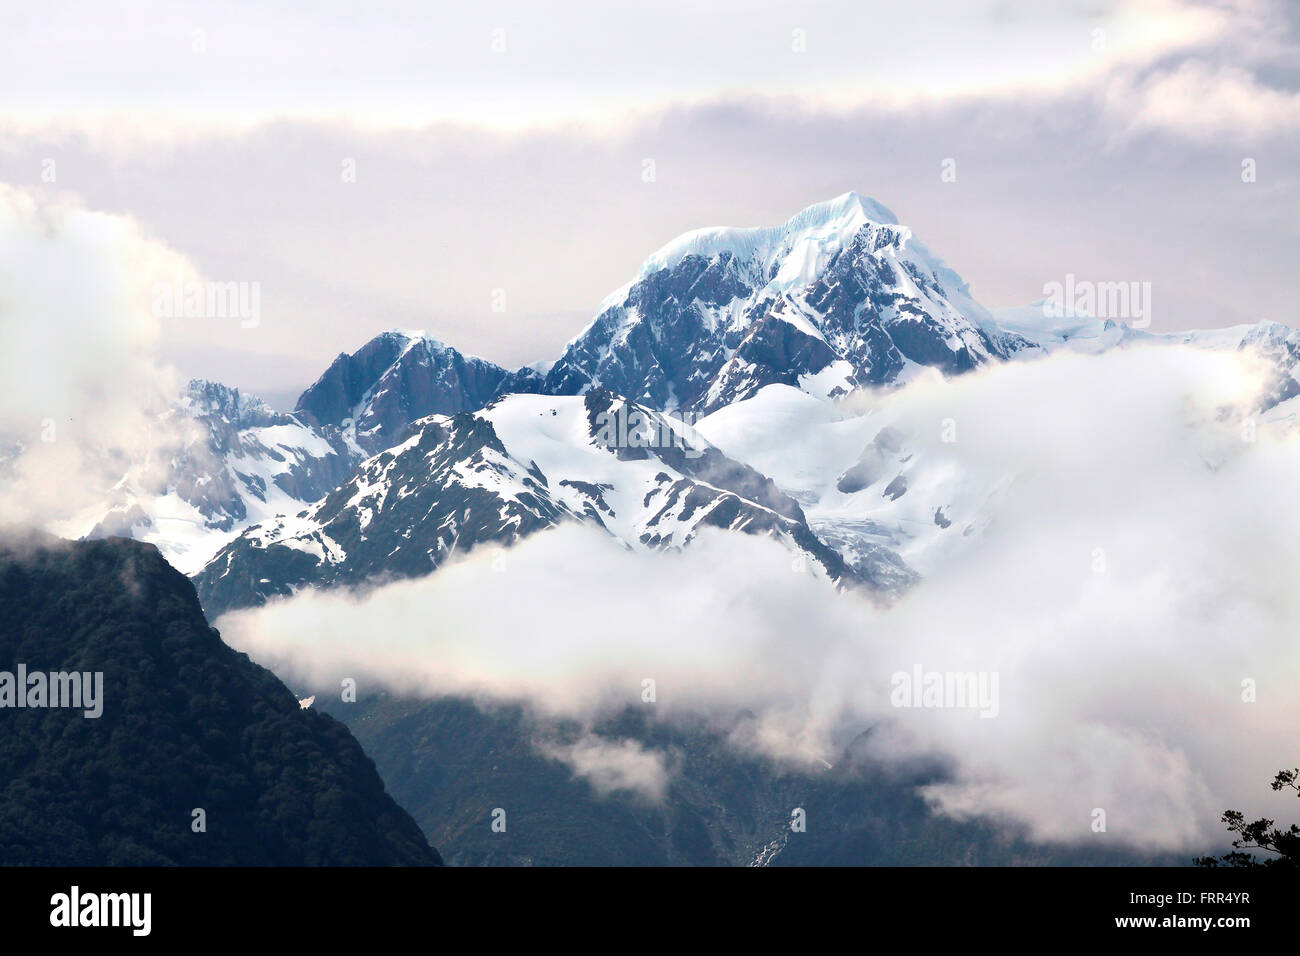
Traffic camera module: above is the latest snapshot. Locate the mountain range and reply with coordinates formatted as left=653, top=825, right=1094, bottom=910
left=79, top=192, right=1296, bottom=601
left=40, top=192, right=1300, bottom=865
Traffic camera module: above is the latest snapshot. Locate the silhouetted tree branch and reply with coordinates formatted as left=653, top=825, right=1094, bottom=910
left=1195, top=769, right=1300, bottom=867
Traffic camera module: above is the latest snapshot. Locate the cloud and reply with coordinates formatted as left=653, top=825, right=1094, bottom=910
left=0, top=184, right=199, bottom=527
left=219, top=343, right=1300, bottom=852
left=0, top=0, right=1285, bottom=139
left=535, top=735, right=675, bottom=801
left=1107, top=61, right=1300, bottom=139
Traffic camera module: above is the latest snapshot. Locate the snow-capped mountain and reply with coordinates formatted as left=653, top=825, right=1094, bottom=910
left=74, top=333, right=545, bottom=575
left=993, top=304, right=1300, bottom=409
left=194, top=390, right=904, bottom=617
left=484, top=390, right=898, bottom=586
left=77, top=380, right=354, bottom=574
left=193, top=407, right=579, bottom=613
left=60, top=193, right=1300, bottom=597
left=294, top=329, right=543, bottom=455
left=544, top=192, right=1030, bottom=414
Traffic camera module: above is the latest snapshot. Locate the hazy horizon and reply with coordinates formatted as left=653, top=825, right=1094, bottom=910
left=2, top=0, right=1297, bottom=398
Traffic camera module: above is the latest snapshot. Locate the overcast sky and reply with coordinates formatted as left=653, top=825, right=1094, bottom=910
left=2, top=0, right=1296, bottom=404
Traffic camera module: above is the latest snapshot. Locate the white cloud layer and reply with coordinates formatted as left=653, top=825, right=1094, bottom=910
left=0, top=0, right=1290, bottom=140
left=218, top=344, right=1300, bottom=851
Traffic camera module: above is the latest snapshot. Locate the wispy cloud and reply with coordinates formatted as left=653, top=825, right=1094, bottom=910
left=0, top=185, right=197, bottom=527
left=535, top=735, right=675, bottom=801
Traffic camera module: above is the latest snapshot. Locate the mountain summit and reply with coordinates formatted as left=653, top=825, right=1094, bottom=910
left=295, top=330, right=543, bottom=455
left=544, top=192, right=1027, bottom=413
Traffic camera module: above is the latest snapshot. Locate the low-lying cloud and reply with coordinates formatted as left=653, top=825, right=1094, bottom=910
left=218, top=344, right=1300, bottom=851
left=535, top=735, right=675, bottom=802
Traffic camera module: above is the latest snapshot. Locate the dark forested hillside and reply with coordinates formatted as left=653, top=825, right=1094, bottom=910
left=0, top=531, right=441, bottom=866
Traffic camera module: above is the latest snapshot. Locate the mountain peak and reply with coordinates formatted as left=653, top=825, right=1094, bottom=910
left=550, top=192, right=1008, bottom=413
left=622, top=192, right=901, bottom=300
left=183, top=378, right=278, bottom=427
left=293, top=327, right=542, bottom=452
left=804, top=190, right=898, bottom=227
left=381, top=328, right=450, bottom=351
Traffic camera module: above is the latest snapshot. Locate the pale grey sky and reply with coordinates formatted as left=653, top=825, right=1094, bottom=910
left=1, top=0, right=1296, bottom=402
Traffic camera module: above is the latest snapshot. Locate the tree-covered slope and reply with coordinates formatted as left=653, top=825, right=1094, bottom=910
left=0, top=531, right=441, bottom=866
